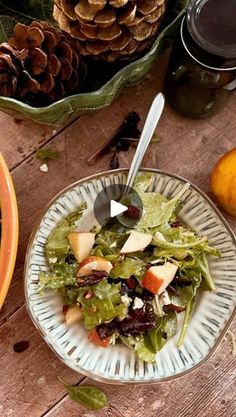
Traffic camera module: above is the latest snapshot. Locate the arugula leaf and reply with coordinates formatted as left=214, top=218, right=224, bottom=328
left=59, top=379, right=107, bottom=410
left=146, top=311, right=177, bottom=353
left=36, top=148, right=59, bottom=161
left=138, top=183, right=190, bottom=228
left=198, top=253, right=216, bottom=291
left=120, top=335, right=156, bottom=363
left=177, top=273, right=202, bottom=346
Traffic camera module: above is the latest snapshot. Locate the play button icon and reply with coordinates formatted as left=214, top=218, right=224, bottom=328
left=94, top=183, right=143, bottom=228
left=110, top=200, right=128, bottom=217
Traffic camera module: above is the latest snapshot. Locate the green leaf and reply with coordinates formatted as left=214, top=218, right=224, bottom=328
left=138, top=183, right=190, bottom=228
left=110, top=257, right=146, bottom=280
left=120, top=335, right=156, bottom=363
left=177, top=273, right=202, bottom=346
left=133, top=173, right=153, bottom=193
left=45, top=204, right=86, bottom=260
left=147, top=311, right=177, bottom=353
left=0, top=15, right=17, bottom=41
left=38, top=263, right=77, bottom=291
left=60, top=380, right=108, bottom=410
left=36, top=148, right=59, bottom=161
left=77, top=280, right=126, bottom=329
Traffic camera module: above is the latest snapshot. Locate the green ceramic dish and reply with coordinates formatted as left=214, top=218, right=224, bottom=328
left=0, top=1, right=186, bottom=126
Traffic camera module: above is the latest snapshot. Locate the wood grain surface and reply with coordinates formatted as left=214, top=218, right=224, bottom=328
left=0, top=55, right=235, bottom=417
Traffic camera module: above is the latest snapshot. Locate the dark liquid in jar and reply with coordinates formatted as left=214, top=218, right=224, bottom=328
left=164, top=0, right=236, bottom=118
left=191, top=0, right=236, bottom=57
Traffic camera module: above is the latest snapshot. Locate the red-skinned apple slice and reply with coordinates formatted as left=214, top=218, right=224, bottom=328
left=77, top=255, right=113, bottom=277
left=120, top=231, right=152, bottom=254
left=68, top=232, right=95, bottom=263
left=142, top=262, right=178, bottom=295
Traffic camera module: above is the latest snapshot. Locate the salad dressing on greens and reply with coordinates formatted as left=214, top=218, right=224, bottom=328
left=39, top=174, right=220, bottom=363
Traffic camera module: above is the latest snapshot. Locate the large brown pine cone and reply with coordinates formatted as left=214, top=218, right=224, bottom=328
left=0, top=21, right=86, bottom=106
left=53, top=0, right=167, bottom=62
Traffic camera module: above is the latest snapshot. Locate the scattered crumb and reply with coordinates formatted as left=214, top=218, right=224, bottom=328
left=138, top=397, right=144, bottom=404
left=225, top=331, right=236, bottom=356
left=52, top=129, right=57, bottom=135
left=151, top=399, right=165, bottom=410
left=40, top=163, right=48, bottom=173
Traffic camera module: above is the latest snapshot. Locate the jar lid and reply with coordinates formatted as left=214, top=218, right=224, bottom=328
left=184, top=0, right=236, bottom=70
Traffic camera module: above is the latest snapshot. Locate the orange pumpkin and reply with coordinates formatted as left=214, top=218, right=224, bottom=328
left=0, top=153, right=19, bottom=309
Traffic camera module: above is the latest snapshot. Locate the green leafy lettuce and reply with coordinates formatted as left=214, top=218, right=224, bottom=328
left=77, top=280, right=127, bottom=329
left=144, top=311, right=177, bottom=353
left=45, top=203, right=86, bottom=261
left=120, top=335, right=156, bottom=363
left=110, top=257, right=146, bottom=280
left=39, top=262, right=77, bottom=291
left=138, top=183, right=190, bottom=228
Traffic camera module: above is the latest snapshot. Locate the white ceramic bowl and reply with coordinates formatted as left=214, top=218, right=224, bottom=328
left=24, top=169, right=236, bottom=383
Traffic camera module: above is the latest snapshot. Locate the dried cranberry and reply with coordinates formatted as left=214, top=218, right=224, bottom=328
left=142, top=288, right=154, bottom=301
left=119, top=303, right=156, bottom=336
left=62, top=305, right=69, bottom=315
left=126, top=276, right=138, bottom=290
left=163, top=304, right=186, bottom=313
left=124, top=204, right=141, bottom=220
left=13, top=341, right=30, bottom=353
left=170, top=220, right=182, bottom=228
left=77, top=271, right=108, bottom=287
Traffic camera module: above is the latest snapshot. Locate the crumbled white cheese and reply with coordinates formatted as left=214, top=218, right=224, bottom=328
left=155, top=231, right=165, bottom=241
left=121, top=294, right=132, bottom=305
left=133, top=297, right=144, bottom=310
left=159, top=289, right=171, bottom=306
left=40, top=163, right=48, bottom=173
left=49, top=257, right=57, bottom=264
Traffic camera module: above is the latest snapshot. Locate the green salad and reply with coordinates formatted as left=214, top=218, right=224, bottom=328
left=39, top=174, right=220, bottom=363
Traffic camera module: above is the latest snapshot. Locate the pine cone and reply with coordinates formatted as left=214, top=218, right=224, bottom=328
left=0, top=21, right=86, bottom=106
left=53, top=0, right=167, bottom=62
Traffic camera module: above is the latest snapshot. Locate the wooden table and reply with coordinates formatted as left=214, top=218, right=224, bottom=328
left=0, top=55, right=236, bottom=417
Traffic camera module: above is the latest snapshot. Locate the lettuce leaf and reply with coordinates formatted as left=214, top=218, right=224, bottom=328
left=39, top=262, right=77, bottom=291
left=77, top=280, right=127, bottom=329
left=120, top=335, right=156, bottom=363
left=138, top=183, right=190, bottom=228
left=45, top=203, right=86, bottom=261
left=133, top=173, right=153, bottom=193
left=110, top=257, right=146, bottom=280
left=145, top=311, right=177, bottom=353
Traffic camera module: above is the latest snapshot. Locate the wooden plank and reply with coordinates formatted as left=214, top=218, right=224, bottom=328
left=0, top=55, right=236, bottom=417
left=0, top=113, right=54, bottom=170
left=1, top=58, right=236, bottom=325
left=0, top=305, right=84, bottom=417
left=43, top=319, right=236, bottom=417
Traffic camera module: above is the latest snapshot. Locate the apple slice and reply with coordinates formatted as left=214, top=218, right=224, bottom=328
left=120, top=231, right=152, bottom=254
left=142, top=262, right=178, bottom=295
left=64, top=305, right=83, bottom=325
left=68, top=232, right=95, bottom=263
left=77, top=255, right=113, bottom=277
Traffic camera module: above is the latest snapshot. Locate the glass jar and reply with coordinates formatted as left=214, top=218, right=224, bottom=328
left=164, top=0, right=236, bottom=118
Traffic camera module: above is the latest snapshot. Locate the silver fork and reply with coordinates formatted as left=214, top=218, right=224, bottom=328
left=124, top=92, right=165, bottom=194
